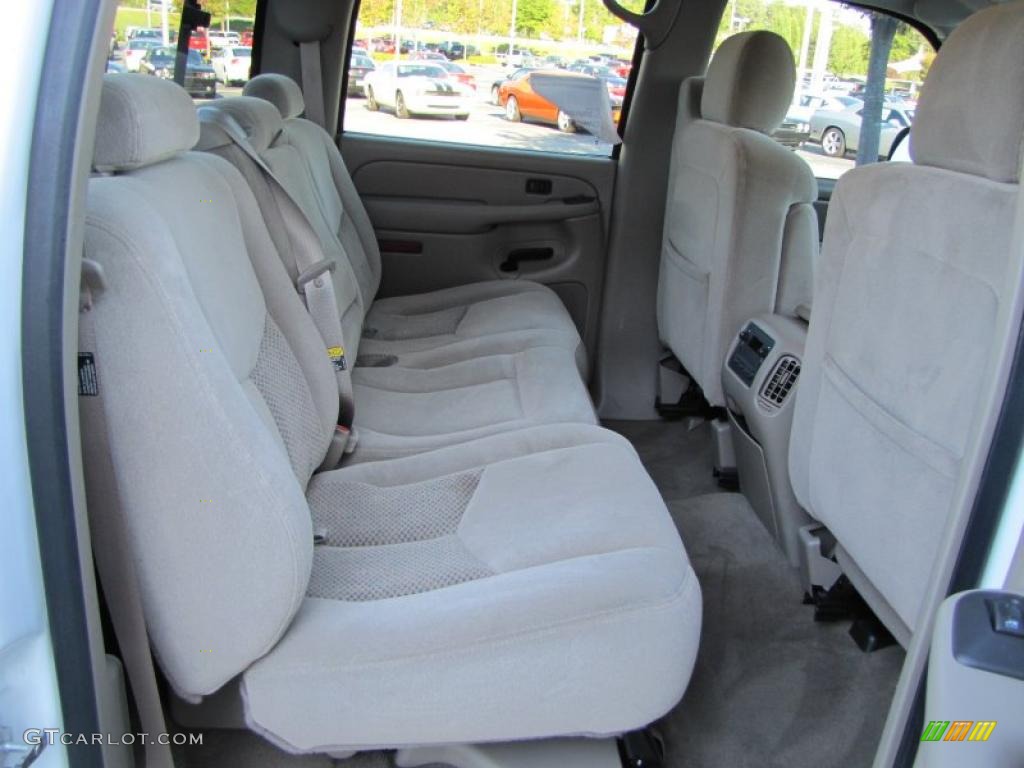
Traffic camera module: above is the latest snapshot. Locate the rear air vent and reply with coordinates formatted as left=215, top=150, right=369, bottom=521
left=758, top=356, right=801, bottom=411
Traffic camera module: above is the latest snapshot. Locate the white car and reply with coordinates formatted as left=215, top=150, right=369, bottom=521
left=211, top=45, right=252, bottom=84
left=123, top=39, right=161, bottom=71
left=363, top=62, right=471, bottom=119
left=786, top=92, right=861, bottom=123
left=208, top=30, right=241, bottom=49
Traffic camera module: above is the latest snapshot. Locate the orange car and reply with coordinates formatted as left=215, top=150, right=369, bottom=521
left=498, top=69, right=622, bottom=133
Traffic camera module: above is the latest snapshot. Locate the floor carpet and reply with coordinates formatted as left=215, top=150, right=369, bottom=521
left=605, top=422, right=905, bottom=768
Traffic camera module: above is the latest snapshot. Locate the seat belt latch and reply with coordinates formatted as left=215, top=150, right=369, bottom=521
left=295, top=258, right=336, bottom=293
left=327, top=345, right=347, bottom=371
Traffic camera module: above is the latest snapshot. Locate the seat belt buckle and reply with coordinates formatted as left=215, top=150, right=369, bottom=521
left=327, top=345, right=347, bottom=371
left=295, top=258, right=336, bottom=293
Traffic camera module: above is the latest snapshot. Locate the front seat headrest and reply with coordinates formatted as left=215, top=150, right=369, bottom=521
left=701, top=30, right=796, bottom=135
left=244, top=74, right=306, bottom=120
left=93, top=74, right=200, bottom=172
left=911, top=1, right=1024, bottom=183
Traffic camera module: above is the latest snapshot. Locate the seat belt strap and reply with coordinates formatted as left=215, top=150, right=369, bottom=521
left=199, top=108, right=355, bottom=432
left=299, top=40, right=327, bottom=130
left=78, top=259, right=175, bottom=768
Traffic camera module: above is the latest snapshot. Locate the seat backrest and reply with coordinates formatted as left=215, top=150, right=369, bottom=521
left=657, top=31, right=818, bottom=406
left=788, top=2, right=1024, bottom=644
left=196, top=95, right=369, bottom=362
left=86, top=74, right=338, bottom=698
left=244, top=74, right=382, bottom=311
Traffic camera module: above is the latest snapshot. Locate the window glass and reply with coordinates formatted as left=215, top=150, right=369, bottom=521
left=344, top=0, right=640, bottom=156
left=108, top=1, right=257, bottom=98
left=727, top=0, right=934, bottom=179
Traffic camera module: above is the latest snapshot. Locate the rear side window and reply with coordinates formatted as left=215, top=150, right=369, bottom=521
left=109, top=3, right=257, bottom=100
left=343, top=6, right=640, bottom=156
left=733, top=1, right=934, bottom=179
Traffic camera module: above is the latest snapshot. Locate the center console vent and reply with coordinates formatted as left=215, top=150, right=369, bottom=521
left=759, top=356, right=801, bottom=411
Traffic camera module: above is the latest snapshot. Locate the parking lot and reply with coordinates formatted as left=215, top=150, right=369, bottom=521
left=218, top=62, right=855, bottom=178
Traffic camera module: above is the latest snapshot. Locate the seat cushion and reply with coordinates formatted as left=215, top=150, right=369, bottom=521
left=240, top=425, right=702, bottom=752
left=362, top=279, right=586, bottom=375
left=351, top=344, right=597, bottom=462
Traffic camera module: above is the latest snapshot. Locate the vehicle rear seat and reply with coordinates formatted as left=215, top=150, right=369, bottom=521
left=195, top=91, right=596, bottom=462
left=84, top=73, right=701, bottom=753
left=239, top=73, right=588, bottom=376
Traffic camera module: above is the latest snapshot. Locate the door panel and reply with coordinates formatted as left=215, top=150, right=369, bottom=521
left=340, top=134, right=616, bottom=364
left=918, top=591, right=1024, bottom=767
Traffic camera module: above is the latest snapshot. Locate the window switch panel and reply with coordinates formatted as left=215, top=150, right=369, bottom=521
left=990, top=596, right=1024, bottom=638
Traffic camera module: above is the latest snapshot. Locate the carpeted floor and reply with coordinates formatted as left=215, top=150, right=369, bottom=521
left=178, top=419, right=903, bottom=768
left=605, top=421, right=905, bottom=768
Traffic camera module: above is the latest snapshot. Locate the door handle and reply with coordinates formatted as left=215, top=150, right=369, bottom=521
left=500, top=247, right=554, bottom=273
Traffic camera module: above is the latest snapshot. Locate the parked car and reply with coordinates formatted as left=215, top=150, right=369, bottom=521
left=189, top=27, right=209, bottom=52
left=542, top=54, right=568, bottom=69
left=499, top=69, right=621, bottom=134
left=772, top=115, right=811, bottom=148
left=435, top=60, right=475, bottom=91
left=347, top=52, right=376, bottom=96
left=490, top=67, right=537, bottom=105
left=240, top=28, right=254, bottom=46
left=409, top=50, right=446, bottom=62
left=140, top=47, right=217, bottom=98
left=438, top=41, right=476, bottom=60
left=809, top=101, right=914, bottom=157
left=787, top=92, right=860, bottom=123
left=371, top=36, right=395, bottom=53
left=124, top=39, right=161, bottom=71
left=211, top=45, right=252, bottom=85
left=130, top=28, right=165, bottom=43
left=363, top=62, right=471, bottom=120
left=496, top=47, right=532, bottom=68
left=208, top=30, right=241, bottom=50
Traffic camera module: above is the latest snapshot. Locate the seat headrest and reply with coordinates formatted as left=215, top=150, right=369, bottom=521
left=701, top=31, right=795, bottom=135
left=201, top=97, right=285, bottom=153
left=93, top=74, right=200, bottom=172
left=244, top=74, right=305, bottom=120
left=911, top=2, right=1024, bottom=183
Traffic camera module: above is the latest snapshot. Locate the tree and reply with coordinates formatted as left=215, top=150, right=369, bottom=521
left=359, top=0, right=395, bottom=28
left=828, top=24, right=869, bottom=77
left=516, top=0, right=555, bottom=37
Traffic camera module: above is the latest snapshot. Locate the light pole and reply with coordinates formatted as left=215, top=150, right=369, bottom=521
left=798, top=0, right=814, bottom=79
left=393, top=0, right=403, bottom=61
left=577, top=0, right=585, bottom=45
left=160, top=0, right=170, bottom=46
left=809, top=1, right=832, bottom=93
left=509, top=0, right=517, bottom=61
